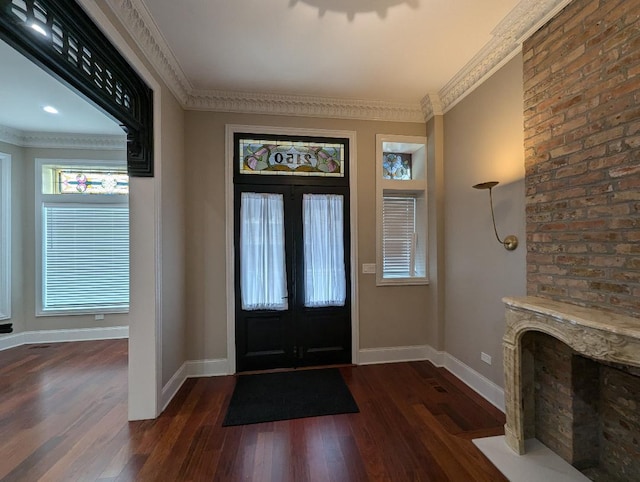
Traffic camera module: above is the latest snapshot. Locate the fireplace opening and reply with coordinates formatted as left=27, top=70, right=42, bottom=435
left=521, top=331, right=640, bottom=481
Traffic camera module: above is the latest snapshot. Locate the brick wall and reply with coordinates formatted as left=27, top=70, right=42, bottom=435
left=527, top=333, right=599, bottom=468
left=524, top=332, right=639, bottom=478
left=600, top=364, right=640, bottom=480
left=524, top=0, right=640, bottom=315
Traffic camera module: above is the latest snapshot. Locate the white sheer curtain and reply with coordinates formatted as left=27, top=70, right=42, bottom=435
left=303, top=194, right=346, bottom=307
left=240, top=192, right=288, bottom=311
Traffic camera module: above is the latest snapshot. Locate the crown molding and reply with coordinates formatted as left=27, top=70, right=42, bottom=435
left=421, top=93, right=444, bottom=121
left=188, top=90, right=425, bottom=123
left=435, top=0, right=573, bottom=116
left=420, top=96, right=433, bottom=121
left=106, top=0, right=571, bottom=123
left=103, top=0, right=422, bottom=122
left=105, top=0, right=191, bottom=105
left=0, top=125, right=127, bottom=150
left=0, top=125, right=22, bottom=147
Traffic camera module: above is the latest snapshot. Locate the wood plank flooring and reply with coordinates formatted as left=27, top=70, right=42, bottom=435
left=0, top=340, right=507, bottom=481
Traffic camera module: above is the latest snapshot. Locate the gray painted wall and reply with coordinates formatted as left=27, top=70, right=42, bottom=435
left=443, top=54, right=527, bottom=386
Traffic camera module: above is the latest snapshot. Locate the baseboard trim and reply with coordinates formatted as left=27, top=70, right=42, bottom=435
left=161, top=362, right=188, bottom=411
left=0, top=333, right=26, bottom=351
left=160, top=358, right=230, bottom=412
left=0, top=326, right=129, bottom=351
left=442, top=353, right=505, bottom=412
left=425, top=345, right=446, bottom=368
left=358, top=345, right=431, bottom=365
left=185, top=358, right=230, bottom=378
left=356, top=344, right=504, bottom=412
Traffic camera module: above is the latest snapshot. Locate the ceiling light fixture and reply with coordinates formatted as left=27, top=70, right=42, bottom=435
left=289, top=0, right=418, bottom=21
left=43, top=105, right=59, bottom=114
left=30, top=23, right=48, bottom=36
left=472, top=181, right=518, bottom=251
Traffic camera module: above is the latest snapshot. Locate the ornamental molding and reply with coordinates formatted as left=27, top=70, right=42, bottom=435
left=187, top=90, right=425, bottom=123
left=502, top=295, right=640, bottom=455
left=427, top=0, right=574, bottom=118
left=0, top=125, right=127, bottom=150
left=503, top=296, right=640, bottom=370
left=105, top=0, right=190, bottom=105
left=106, top=0, right=571, bottom=122
left=421, top=96, right=433, bottom=121
left=504, top=309, right=632, bottom=363
left=421, top=93, right=443, bottom=120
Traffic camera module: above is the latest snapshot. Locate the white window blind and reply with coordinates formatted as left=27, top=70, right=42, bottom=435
left=382, top=196, right=417, bottom=279
left=42, top=204, right=129, bottom=312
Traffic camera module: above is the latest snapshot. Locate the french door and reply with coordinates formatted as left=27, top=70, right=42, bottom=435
left=234, top=183, right=351, bottom=372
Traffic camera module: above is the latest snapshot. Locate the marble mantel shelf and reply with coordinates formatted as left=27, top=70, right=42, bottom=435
left=501, top=296, right=640, bottom=455
left=503, top=296, right=640, bottom=341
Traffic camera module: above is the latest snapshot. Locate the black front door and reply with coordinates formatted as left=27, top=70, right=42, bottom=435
left=234, top=183, right=351, bottom=372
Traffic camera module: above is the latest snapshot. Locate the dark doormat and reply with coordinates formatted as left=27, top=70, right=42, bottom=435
left=222, top=368, right=359, bottom=426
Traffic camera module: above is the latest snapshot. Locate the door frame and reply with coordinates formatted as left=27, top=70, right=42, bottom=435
left=225, top=124, right=359, bottom=374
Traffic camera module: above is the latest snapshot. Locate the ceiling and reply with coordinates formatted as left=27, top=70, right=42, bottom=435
left=141, top=0, right=518, bottom=103
left=0, top=39, right=124, bottom=136
left=117, top=0, right=570, bottom=120
left=0, top=0, right=571, bottom=136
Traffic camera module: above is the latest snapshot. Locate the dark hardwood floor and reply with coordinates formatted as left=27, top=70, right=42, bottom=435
left=0, top=340, right=507, bottom=481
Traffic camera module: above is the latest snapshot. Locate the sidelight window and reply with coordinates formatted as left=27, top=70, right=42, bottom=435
left=376, top=134, right=428, bottom=285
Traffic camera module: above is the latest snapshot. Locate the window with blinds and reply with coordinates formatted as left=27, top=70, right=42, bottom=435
left=36, top=160, right=129, bottom=315
left=382, top=196, right=417, bottom=278
left=42, top=205, right=129, bottom=312
left=376, top=134, right=428, bottom=286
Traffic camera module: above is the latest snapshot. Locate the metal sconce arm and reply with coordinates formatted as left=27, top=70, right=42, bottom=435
left=472, top=181, right=518, bottom=251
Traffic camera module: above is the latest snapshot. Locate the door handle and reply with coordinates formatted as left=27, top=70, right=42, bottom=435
left=292, top=345, right=303, bottom=359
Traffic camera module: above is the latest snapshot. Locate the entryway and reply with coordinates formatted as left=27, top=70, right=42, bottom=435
left=232, top=132, right=352, bottom=372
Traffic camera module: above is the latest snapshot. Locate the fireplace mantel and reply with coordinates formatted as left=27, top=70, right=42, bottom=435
left=502, top=296, right=640, bottom=455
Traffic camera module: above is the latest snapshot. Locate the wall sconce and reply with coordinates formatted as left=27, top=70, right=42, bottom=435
left=472, top=181, right=518, bottom=251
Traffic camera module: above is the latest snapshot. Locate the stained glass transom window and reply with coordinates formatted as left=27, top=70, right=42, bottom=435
left=382, top=152, right=412, bottom=180
left=49, top=169, right=129, bottom=195
left=239, top=139, right=345, bottom=177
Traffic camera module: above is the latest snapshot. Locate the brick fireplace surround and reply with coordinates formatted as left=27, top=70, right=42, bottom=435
left=513, top=0, right=640, bottom=478
left=503, top=296, right=640, bottom=479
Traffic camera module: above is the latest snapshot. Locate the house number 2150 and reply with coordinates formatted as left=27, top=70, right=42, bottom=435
left=272, top=152, right=315, bottom=165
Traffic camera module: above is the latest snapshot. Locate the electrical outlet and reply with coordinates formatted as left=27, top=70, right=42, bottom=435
left=481, top=352, right=492, bottom=365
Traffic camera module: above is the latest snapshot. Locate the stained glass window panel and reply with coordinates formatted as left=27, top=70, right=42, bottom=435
left=239, top=139, right=345, bottom=177
left=56, top=169, right=129, bottom=194
left=382, top=152, right=412, bottom=180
